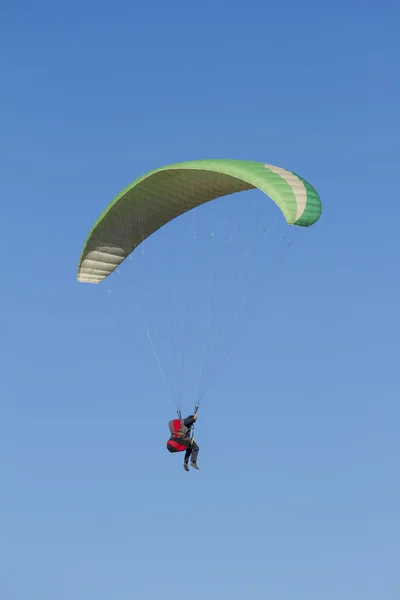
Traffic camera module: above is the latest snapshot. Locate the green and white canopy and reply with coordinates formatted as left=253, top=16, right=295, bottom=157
left=77, top=159, right=321, bottom=284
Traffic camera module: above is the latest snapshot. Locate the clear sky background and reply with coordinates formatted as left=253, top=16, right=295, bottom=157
left=1, top=0, right=400, bottom=598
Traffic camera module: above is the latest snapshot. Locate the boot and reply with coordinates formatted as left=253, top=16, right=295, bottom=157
left=183, top=462, right=189, bottom=471
left=190, top=462, right=199, bottom=470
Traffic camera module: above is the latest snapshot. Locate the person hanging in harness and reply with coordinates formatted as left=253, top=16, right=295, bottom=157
left=166, top=413, right=200, bottom=471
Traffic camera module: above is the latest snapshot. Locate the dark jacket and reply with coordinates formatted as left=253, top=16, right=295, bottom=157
left=183, top=415, right=196, bottom=429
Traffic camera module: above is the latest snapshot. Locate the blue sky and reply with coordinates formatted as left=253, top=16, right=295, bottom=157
left=1, top=0, right=400, bottom=598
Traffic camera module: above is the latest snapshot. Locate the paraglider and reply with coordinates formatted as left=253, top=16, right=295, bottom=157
left=167, top=413, right=199, bottom=471
left=77, top=158, right=322, bottom=466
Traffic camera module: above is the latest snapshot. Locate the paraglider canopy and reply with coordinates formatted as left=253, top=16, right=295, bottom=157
left=77, top=157, right=322, bottom=416
left=77, top=159, right=321, bottom=284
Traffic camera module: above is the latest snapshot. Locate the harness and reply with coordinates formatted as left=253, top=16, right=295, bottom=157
left=166, top=405, right=199, bottom=453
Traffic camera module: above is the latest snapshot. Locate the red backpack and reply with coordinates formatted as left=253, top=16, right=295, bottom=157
left=166, top=419, right=190, bottom=453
